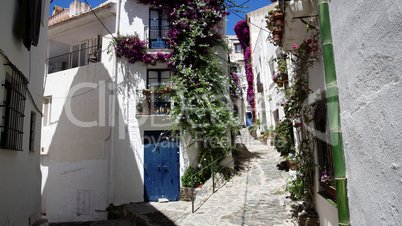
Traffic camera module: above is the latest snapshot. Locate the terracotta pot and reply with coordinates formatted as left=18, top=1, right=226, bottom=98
left=281, top=75, right=289, bottom=87
left=289, top=161, right=296, bottom=170
left=158, top=89, right=172, bottom=95
left=142, top=90, right=152, bottom=95
left=273, top=12, right=284, bottom=27
left=272, top=29, right=282, bottom=43
left=325, top=184, right=337, bottom=201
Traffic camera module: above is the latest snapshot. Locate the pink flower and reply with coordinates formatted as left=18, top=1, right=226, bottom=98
left=293, top=44, right=297, bottom=49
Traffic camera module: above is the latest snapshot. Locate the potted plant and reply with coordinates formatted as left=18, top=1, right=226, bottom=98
left=273, top=12, right=284, bottom=27
left=272, top=27, right=283, bottom=43
left=142, top=89, right=152, bottom=96
left=321, top=169, right=336, bottom=200
left=265, top=4, right=283, bottom=32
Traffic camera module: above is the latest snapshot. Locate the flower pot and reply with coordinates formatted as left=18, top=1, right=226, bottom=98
left=271, top=0, right=277, bottom=2
left=289, top=161, right=296, bottom=170
left=158, top=89, right=172, bottom=95
left=325, top=184, right=337, bottom=201
left=142, top=90, right=152, bottom=95
left=281, top=75, right=289, bottom=87
left=272, top=29, right=282, bottom=43
left=273, top=12, right=284, bottom=27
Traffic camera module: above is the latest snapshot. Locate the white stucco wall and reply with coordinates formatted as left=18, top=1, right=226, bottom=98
left=41, top=62, right=112, bottom=222
left=247, top=3, right=285, bottom=134
left=0, top=1, right=49, bottom=225
left=329, top=0, right=402, bottom=225
left=42, top=0, right=230, bottom=222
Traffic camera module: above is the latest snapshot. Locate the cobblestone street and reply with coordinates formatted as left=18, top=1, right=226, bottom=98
left=178, top=129, right=296, bottom=225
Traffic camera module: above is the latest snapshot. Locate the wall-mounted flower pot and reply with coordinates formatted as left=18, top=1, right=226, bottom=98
left=272, top=29, right=282, bottom=43
left=273, top=12, right=284, bottom=27
left=281, top=75, right=289, bottom=87
left=325, top=184, right=337, bottom=201
left=143, top=89, right=152, bottom=95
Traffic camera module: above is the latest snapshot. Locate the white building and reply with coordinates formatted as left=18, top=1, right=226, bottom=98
left=0, top=0, right=50, bottom=225
left=281, top=0, right=402, bottom=225
left=41, top=0, right=229, bottom=222
left=226, top=35, right=247, bottom=126
left=246, top=4, right=285, bottom=135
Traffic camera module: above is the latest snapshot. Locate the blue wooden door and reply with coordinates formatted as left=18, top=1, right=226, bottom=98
left=144, top=131, right=180, bottom=201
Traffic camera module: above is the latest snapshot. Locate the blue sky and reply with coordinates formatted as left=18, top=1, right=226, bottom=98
left=49, top=0, right=273, bottom=35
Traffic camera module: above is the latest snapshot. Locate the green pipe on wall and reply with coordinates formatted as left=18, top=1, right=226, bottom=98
left=317, top=0, right=351, bottom=225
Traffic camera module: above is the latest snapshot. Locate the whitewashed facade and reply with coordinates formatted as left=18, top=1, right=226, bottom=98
left=282, top=0, right=402, bottom=225
left=41, top=0, right=226, bottom=222
left=226, top=35, right=247, bottom=126
left=0, top=0, right=50, bottom=225
left=246, top=4, right=285, bottom=136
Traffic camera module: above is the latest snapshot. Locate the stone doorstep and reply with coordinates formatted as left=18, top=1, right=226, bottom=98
left=32, top=218, right=49, bottom=226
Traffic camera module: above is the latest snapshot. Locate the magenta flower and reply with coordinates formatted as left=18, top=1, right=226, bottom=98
left=293, top=44, right=297, bottom=49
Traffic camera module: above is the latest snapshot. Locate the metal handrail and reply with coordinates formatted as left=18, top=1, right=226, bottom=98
left=46, top=45, right=102, bottom=74
left=46, top=45, right=101, bottom=61
left=191, top=153, right=233, bottom=213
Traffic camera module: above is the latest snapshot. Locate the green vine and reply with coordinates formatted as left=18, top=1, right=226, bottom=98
left=277, top=21, right=322, bottom=207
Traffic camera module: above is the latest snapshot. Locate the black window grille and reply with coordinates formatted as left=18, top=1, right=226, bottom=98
left=0, top=64, right=28, bottom=151
left=314, top=98, right=335, bottom=193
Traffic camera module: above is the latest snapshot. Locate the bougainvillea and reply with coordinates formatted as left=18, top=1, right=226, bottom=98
left=234, top=19, right=249, bottom=51
left=127, top=0, right=240, bottom=173
left=235, top=20, right=255, bottom=113
left=109, top=33, right=172, bottom=65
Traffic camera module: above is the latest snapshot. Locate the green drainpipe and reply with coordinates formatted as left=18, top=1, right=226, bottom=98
left=317, top=0, right=351, bottom=225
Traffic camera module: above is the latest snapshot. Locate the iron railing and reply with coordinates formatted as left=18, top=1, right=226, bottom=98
left=46, top=45, right=102, bottom=74
left=191, top=154, right=234, bottom=213
left=144, top=26, right=170, bottom=49
left=137, top=89, right=172, bottom=115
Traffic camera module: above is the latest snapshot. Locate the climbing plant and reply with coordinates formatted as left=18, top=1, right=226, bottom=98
left=234, top=20, right=255, bottom=115
left=276, top=20, right=322, bottom=206
left=112, top=0, right=241, bottom=182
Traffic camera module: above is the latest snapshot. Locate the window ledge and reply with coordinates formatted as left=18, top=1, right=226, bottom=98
left=318, top=191, right=337, bottom=208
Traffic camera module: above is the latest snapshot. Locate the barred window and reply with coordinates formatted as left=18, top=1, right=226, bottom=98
left=0, top=65, right=28, bottom=151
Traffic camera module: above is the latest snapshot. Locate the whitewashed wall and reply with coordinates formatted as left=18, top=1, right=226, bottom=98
left=0, top=1, right=49, bottom=225
left=329, top=0, right=402, bottom=225
left=247, top=3, right=284, bottom=135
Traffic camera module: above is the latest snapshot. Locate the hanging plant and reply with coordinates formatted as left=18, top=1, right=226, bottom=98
left=108, top=33, right=172, bottom=65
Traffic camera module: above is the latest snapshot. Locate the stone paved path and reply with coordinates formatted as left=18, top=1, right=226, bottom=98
left=177, top=128, right=296, bottom=225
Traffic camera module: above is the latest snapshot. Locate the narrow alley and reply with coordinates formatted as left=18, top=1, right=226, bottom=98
left=178, top=128, right=296, bottom=225
left=53, top=129, right=296, bottom=226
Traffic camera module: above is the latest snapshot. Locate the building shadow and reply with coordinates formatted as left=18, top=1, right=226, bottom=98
left=41, top=62, right=143, bottom=222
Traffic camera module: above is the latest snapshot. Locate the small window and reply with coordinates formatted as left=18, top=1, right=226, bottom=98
left=234, top=43, right=243, bottom=53
left=29, top=112, right=36, bottom=151
left=147, top=70, right=171, bottom=89
left=149, top=9, right=169, bottom=49
left=42, top=96, right=52, bottom=127
left=0, top=68, right=28, bottom=151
